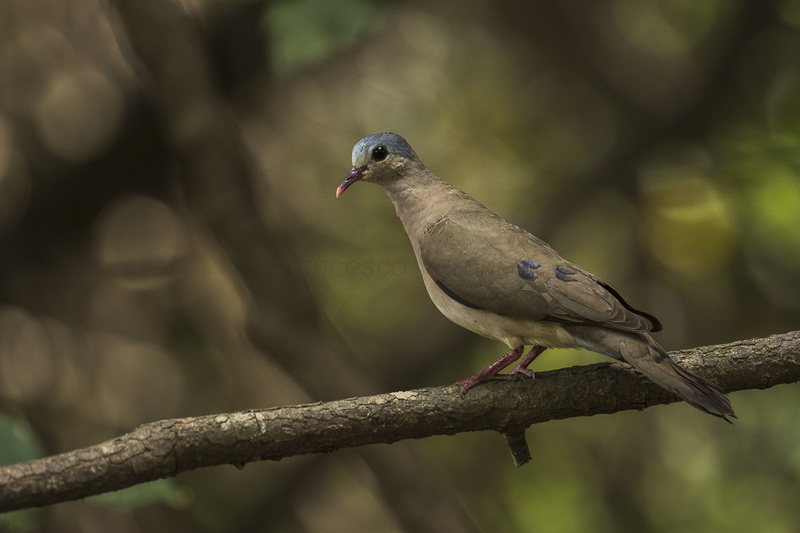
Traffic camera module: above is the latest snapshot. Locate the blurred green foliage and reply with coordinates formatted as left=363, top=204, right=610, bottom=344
left=91, top=479, right=187, bottom=509
left=0, top=414, right=42, bottom=532
left=266, top=0, right=385, bottom=75
left=0, top=413, right=44, bottom=466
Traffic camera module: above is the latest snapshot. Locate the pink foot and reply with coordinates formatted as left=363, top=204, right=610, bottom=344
left=508, top=346, right=546, bottom=377
left=456, top=346, right=524, bottom=394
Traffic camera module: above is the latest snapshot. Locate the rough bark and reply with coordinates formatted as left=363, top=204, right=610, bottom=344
left=1, top=330, right=797, bottom=512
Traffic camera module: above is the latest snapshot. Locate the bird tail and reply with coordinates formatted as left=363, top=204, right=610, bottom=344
left=571, top=327, right=735, bottom=420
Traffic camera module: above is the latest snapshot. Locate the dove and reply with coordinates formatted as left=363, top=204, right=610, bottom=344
left=337, top=132, right=733, bottom=419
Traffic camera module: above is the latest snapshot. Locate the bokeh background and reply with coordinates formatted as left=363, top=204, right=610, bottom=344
left=1, top=0, right=800, bottom=531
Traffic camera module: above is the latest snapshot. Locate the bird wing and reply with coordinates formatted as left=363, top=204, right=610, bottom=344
left=419, top=210, right=660, bottom=333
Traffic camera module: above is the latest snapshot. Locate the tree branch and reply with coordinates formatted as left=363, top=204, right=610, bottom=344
left=0, top=331, right=797, bottom=512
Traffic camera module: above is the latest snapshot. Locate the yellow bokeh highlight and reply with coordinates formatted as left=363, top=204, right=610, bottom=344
left=642, top=171, right=736, bottom=277
left=750, top=167, right=800, bottom=268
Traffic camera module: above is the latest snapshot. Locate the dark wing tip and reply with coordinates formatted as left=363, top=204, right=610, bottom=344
left=597, top=280, right=663, bottom=332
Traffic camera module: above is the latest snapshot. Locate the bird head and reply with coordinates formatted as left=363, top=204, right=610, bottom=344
left=336, top=132, right=419, bottom=197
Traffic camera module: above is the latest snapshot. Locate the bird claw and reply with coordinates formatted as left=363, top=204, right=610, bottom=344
left=457, top=370, right=533, bottom=396
left=495, top=369, right=534, bottom=382
left=509, top=368, right=534, bottom=380
left=455, top=346, right=526, bottom=395
left=456, top=377, right=479, bottom=396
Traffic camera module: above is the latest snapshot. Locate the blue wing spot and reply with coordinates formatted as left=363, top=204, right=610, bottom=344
left=554, top=266, right=578, bottom=282
left=517, top=259, right=540, bottom=281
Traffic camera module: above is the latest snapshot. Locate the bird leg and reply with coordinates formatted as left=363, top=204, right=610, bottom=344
left=508, top=345, right=547, bottom=378
left=457, top=346, right=524, bottom=394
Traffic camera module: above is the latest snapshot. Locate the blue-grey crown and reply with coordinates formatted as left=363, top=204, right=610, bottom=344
left=351, top=132, right=417, bottom=167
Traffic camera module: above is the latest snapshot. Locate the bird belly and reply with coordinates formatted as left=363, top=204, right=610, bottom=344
left=424, top=275, right=577, bottom=349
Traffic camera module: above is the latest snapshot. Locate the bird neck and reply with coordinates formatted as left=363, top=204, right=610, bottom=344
left=382, top=170, right=468, bottom=248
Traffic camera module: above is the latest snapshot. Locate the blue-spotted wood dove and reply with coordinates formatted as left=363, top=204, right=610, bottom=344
left=337, top=132, right=734, bottom=420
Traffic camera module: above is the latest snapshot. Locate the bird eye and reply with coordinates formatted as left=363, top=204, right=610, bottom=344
left=372, top=145, right=389, bottom=161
